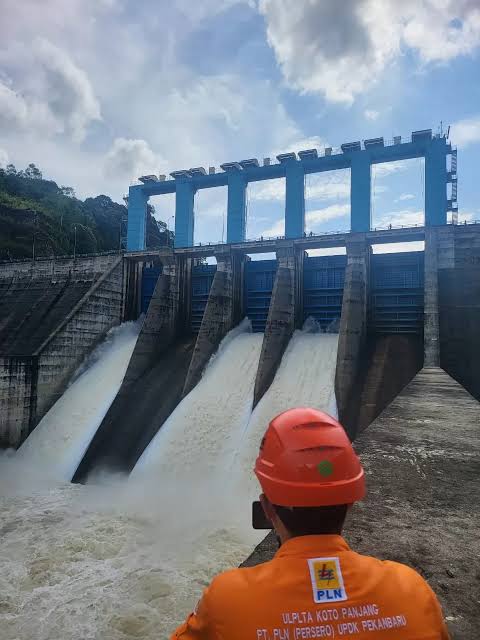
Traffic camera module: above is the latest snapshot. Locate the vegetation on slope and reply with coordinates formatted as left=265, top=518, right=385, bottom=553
left=0, top=163, right=173, bottom=260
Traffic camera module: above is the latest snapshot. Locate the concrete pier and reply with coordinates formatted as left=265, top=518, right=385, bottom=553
left=242, top=368, right=480, bottom=638
left=253, top=246, right=296, bottom=407
left=72, top=253, right=194, bottom=480
left=335, top=237, right=369, bottom=436
left=183, top=252, right=237, bottom=398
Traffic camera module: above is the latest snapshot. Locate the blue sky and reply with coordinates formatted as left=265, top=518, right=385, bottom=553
left=1, top=0, right=479, bottom=245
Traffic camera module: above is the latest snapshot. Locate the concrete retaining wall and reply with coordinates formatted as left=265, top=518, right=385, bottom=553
left=0, top=253, right=120, bottom=281
left=439, top=224, right=480, bottom=401
left=424, top=228, right=440, bottom=366
left=355, top=334, right=423, bottom=432
left=0, top=254, right=123, bottom=447
left=0, top=357, right=37, bottom=447
left=35, top=259, right=124, bottom=420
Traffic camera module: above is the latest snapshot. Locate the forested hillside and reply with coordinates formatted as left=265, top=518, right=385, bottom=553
left=0, top=163, right=173, bottom=259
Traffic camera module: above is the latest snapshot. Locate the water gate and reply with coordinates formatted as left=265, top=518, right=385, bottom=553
left=245, top=260, right=277, bottom=332
left=370, top=252, right=424, bottom=334
left=303, top=255, right=347, bottom=329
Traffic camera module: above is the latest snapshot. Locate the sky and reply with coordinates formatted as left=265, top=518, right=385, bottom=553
left=1, top=0, right=480, bottom=246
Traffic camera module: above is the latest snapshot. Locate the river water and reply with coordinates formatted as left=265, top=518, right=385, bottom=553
left=0, top=321, right=338, bottom=639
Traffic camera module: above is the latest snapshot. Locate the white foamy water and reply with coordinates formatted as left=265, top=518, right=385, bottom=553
left=0, top=321, right=339, bottom=640
left=231, top=329, right=339, bottom=520
left=16, top=321, right=141, bottom=483
left=133, top=318, right=263, bottom=483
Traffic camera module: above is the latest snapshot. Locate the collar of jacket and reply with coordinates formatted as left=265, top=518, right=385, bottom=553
left=274, top=535, right=350, bottom=559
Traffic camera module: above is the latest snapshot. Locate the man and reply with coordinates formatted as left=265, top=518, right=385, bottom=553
left=172, top=407, right=450, bottom=639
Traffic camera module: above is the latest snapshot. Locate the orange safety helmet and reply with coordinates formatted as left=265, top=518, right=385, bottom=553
left=254, top=407, right=366, bottom=507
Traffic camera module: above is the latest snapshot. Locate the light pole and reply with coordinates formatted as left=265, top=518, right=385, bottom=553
left=72, top=223, right=97, bottom=259
left=73, top=224, right=77, bottom=260
left=167, top=215, right=175, bottom=246
left=32, top=210, right=38, bottom=261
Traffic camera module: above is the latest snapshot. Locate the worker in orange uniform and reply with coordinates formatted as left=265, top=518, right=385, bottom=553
left=171, top=407, right=450, bottom=639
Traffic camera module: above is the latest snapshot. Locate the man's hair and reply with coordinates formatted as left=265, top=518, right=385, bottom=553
left=273, top=504, right=348, bottom=536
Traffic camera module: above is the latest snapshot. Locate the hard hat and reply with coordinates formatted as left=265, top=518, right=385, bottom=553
left=254, top=407, right=366, bottom=507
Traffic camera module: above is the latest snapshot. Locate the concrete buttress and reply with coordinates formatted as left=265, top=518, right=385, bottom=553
left=183, top=251, right=238, bottom=397
left=335, top=237, right=369, bottom=437
left=72, top=252, right=196, bottom=480
left=253, top=246, right=297, bottom=408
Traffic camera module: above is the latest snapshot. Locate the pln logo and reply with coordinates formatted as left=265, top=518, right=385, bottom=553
left=308, top=557, right=347, bottom=604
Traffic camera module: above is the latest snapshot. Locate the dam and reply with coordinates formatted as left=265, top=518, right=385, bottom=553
left=0, top=129, right=479, bottom=639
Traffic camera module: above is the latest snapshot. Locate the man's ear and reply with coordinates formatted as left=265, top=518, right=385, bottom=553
left=259, top=493, right=276, bottom=523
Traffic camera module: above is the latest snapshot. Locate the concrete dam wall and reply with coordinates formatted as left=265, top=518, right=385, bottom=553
left=2, top=224, right=480, bottom=481
left=0, top=254, right=124, bottom=446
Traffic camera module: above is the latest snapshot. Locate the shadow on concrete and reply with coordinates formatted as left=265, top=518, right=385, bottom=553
left=72, top=336, right=195, bottom=481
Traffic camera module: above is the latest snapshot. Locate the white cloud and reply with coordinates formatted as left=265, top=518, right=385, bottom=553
left=457, top=211, right=475, bottom=223
left=270, top=135, right=329, bottom=158
left=374, top=209, right=424, bottom=228
left=249, top=171, right=351, bottom=203
left=249, top=179, right=285, bottom=202
left=306, top=174, right=351, bottom=201
left=306, top=203, right=350, bottom=227
left=373, top=160, right=411, bottom=177
left=0, top=38, right=100, bottom=142
left=397, top=193, right=415, bottom=201
left=307, top=247, right=347, bottom=256
left=0, top=82, right=28, bottom=130
left=261, top=218, right=285, bottom=237
left=0, top=80, right=57, bottom=135
left=372, top=241, right=425, bottom=254
left=104, top=138, right=163, bottom=182
left=32, top=38, right=101, bottom=142
left=0, top=148, right=8, bottom=167
left=259, top=0, right=480, bottom=103
left=365, top=109, right=379, bottom=121
left=0, top=2, right=305, bottom=206
left=450, top=115, right=480, bottom=148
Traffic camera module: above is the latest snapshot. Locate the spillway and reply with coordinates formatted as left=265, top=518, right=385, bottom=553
left=0, top=323, right=339, bottom=639
left=132, top=319, right=263, bottom=482
left=15, top=321, right=140, bottom=483
left=232, top=328, right=339, bottom=520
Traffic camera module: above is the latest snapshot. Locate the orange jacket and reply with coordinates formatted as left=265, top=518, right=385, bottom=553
left=172, top=535, right=450, bottom=640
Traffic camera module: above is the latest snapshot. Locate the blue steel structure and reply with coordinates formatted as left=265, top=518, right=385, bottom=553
left=140, top=264, right=162, bottom=313
left=370, top=252, right=424, bottom=334
left=245, top=259, right=277, bottom=332
left=191, top=264, right=217, bottom=332
left=127, top=129, right=457, bottom=250
left=303, top=255, right=347, bottom=328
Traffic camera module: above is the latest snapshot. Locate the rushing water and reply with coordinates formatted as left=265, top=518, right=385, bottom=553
left=231, top=327, right=339, bottom=516
left=16, top=321, right=141, bottom=483
left=0, top=321, right=338, bottom=639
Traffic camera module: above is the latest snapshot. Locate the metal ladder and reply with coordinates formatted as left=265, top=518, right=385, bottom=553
left=448, top=149, right=458, bottom=223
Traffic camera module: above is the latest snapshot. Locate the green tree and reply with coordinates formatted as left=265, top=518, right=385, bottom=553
left=60, top=186, right=75, bottom=198
left=24, top=163, right=42, bottom=180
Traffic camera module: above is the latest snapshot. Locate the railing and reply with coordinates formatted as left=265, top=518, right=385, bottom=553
left=0, top=250, right=122, bottom=264
left=11, top=220, right=476, bottom=262
left=200, top=220, right=480, bottom=247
